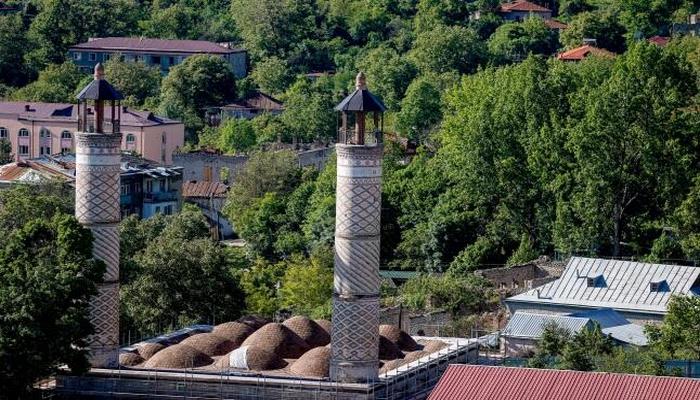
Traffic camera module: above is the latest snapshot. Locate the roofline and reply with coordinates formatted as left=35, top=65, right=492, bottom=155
left=504, top=298, right=668, bottom=315
left=68, top=46, right=246, bottom=55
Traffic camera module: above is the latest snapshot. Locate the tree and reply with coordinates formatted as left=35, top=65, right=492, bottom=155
left=103, top=58, right=161, bottom=106
left=560, top=11, right=626, bottom=53
left=395, top=75, right=443, bottom=142
left=121, top=235, right=243, bottom=334
left=0, top=14, right=30, bottom=87
left=398, top=273, right=495, bottom=314
left=487, top=18, right=558, bottom=64
left=10, top=62, right=83, bottom=103
left=251, top=56, right=293, bottom=95
left=139, top=3, right=201, bottom=40
left=159, top=55, right=236, bottom=132
left=0, top=214, right=104, bottom=398
left=26, top=0, right=139, bottom=69
left=647, top=295, right=700, bottom=359
left=280, top=77, right=336, bottom=142
left=239, top=258, right=287, bottom=316
left=409, top=24, right=485, bottom=75
left=0, top=139, right=12, bottom=166
left=279, top=251, right=333, bottom=318
left=215, top=118, right=257, bottom=154
left=356, top=46, right=416, bottom=110
left=0, top=183, right=74, bottom=239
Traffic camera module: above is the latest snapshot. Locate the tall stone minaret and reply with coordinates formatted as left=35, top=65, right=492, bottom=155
left=330, top=72, right=387, bottom=383
left=75, top=64, right=124, bottom=368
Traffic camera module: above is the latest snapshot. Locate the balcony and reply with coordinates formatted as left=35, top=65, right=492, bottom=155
left=143, top=190, right=179, bottom=203
left=337, top=128, right=383, bottom=145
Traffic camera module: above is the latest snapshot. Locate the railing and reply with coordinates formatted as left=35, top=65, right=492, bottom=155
left=143, top=190, right=178, bottom=203
left=337, top=128, right=383, bottom=145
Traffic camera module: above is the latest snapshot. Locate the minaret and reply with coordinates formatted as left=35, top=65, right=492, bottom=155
left=330, top=72, right=386, bottom=383
left=75, top=64, right=124, bottom=368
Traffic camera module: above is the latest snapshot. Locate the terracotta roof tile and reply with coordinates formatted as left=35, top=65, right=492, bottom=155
left=500, top=0, right=551, bottom=13
left=429, top=365, right=700, bottom=400
left=222, top=91, right=284, bottom=112
left=557, top=45, right=615, bottom=61
left=544, top=19, right=568, bottom=30
left=648, top=36, right=671, bottom=47
left=70, top=37, right=244, bottom=54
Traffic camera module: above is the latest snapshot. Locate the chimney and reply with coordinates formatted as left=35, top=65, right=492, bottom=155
left=24, top=105, right=31, bottom=112
left=330, top=73, right=386, bottom=383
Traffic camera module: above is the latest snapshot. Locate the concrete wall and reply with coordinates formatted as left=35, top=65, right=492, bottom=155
left=502, top=336, right=537, bottom=358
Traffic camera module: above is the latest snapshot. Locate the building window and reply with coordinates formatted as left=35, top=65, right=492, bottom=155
left=61, top=147, right=71, bottom=154
left=18, top=145, right=29, bottom=155
left=18, top=128, right=29, bottom=137
left=162, top=132, right=167, bottom=144
left=72, top=52, right=81, bottom=61
left=155, top=206, right=161, bottom=214
left=169, top=56, right=175, bottom=65
left=152, top=56, right=161, bottom=64
left=159, top=180, right=166, bottom=192
left=126, top=134, right=135, bottom=143
left=146, top=180, right=152, bottom=193
left=61, top=131, right=72, bottom=139
left=89, top=53, right=97, bottom=61
left=104, top=54, right=111, bottom=61
left=135, top=55, right=143, bottom=62
left=121, top=184, right=131, bottom=195
left=0, top=127, right=7, bottom=138
left=40, top=127, right=51, bottom=138
left=164, top=205, right=173, bottom=215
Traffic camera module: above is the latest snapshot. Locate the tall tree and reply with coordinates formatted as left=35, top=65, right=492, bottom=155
left=10, top=62, right=83, bottom=103
left=0, top=213, right=104, bottom=398
left=409, top=24, right=485, bottom=75
left=103, top=58, right=161, bottom=107
left=0, top=14, right=30, bottom=87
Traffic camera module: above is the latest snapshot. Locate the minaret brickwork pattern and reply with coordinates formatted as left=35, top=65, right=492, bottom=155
left=75, top=132, right=122, bottom=368
left=330, top=144, right=383, bottom=383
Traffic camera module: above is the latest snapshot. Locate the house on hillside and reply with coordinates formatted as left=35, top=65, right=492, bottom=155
left=69, top=37, right=248, bottom=78
left=207, top=91, right=284, bottom=125
left=498, top=0, right=552, bottom=21
left=557, top=44, right=616, bottom=61
left=181, top=180, right=232, bottom=240
left=1, top=153, right=183, bottom=219
left=502, top=309, right=647, bottom=356
left=0, top=101, right=184, bottom=164
left=505, top=257, right=700, bottom=324
left=428, top=365, right=700, bottom=400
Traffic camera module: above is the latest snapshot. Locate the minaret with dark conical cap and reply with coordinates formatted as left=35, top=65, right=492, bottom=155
left=75, top=63, right=124, bottom=368
left=331, top=72, right=386, bottom=383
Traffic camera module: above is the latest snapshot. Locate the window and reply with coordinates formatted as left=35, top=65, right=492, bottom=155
left=155, top=206, right=161, bottom=214
left=586, top=275, right=605, bottom=288
left=169, top=56, right=175, bottom=65
left=72, top=52, right=82, bottom=61
left=159, top=180, right=166, bottom=191
left=18, top=145, right=29, bottom=155
left=104, top=54, right=111, bottom=61
left=40, top=127, right=51, bottom=138
left=61, top=147, right=71, bottom=154
left=121, top=184, right=131, bottom=195
left=161, top=132, right=167, bottom=144
left=650, top=280, right=667, bottom=292
left=164, top=205, right=173, bottom=215
left=18, top=128, right=29, bottom=137
left=152, top=56, right=161, bottom=64
left=126, top=134, right=135, bottom=143
left=135, top=55, right=143, bottom=62
left=61, top=131, right=72, bottom=139
left=146, top=180, right=153, bottom=193
left=0, top=127, right=7, bottom=138
left=89, top=53, right=97, bottom=61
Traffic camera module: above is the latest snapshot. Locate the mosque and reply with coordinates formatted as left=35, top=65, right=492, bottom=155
left=55, top=66, right=479, bottom=400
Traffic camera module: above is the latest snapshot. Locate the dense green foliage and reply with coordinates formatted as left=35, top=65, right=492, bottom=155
left=0, top=185, right=102, bottom=399
left=527, top=294, right=700, bottom=375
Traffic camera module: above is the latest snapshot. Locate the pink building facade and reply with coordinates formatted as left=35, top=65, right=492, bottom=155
left=0, top=102, right=184, bottom=164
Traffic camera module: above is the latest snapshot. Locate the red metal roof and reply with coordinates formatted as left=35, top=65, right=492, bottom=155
left=182, top=181, right=229, bottom=198
left=428, top=365, right=700, bottom=400
left=70, top=37, right=244, bottom=55
left=499, top=0, right=551, bottom=13
left=557, top=45, right=615, bottom=61
left=648, top=36, right=671, bottom=47
left=544, top=19, right=568, bottom=30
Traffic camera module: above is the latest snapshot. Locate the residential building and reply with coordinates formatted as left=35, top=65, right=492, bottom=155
left=0, top=101, right=184, bottom=164
left=557, top=44, right=616, bottom=61
left=181, top=180, right=232, bottom=239
left=68, top=37, right=248, bottom=78
left=648, top=35, right=671, bottom=46
left=672, top=13, right=700, bottom=36
left=0, top=153, right=183, bottom=219
left=173, top=146, right=334, bottom=184
left=428, top=365, right=700, bottom=400
left=502, top=309, right=647, bottom=356
left=498, top=0, right=552, bottom=21
left=505, top=257, right=700, bottom=324
left=207, top=91, right=284, bottom=125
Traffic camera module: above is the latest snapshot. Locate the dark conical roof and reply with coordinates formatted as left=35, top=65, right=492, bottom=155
left=334, top=72, right=386, bottom=112
left=76, top=63, right=124, bottom=101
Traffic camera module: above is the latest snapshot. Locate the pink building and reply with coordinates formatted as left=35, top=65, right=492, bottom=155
left=0, top=101, right=184, bottom=164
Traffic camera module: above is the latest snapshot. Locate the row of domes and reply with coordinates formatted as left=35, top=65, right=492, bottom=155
left=119, top=316, right=447, bottom=378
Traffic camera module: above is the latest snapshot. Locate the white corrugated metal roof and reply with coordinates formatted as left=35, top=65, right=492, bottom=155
left=502, top=312, right=591, bottom=339
left=507, top=257, right=700, bottom=314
